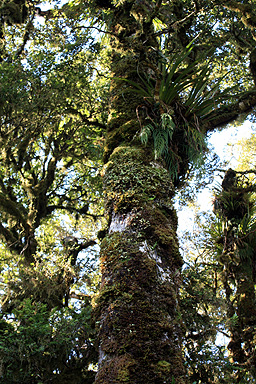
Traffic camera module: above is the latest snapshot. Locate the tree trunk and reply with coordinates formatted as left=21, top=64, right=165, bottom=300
left=94, top=2, right=187, bottom=383
left=214, top=171, right=256, bottom=381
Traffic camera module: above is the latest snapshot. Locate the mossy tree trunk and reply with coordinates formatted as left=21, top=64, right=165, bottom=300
left=94, top=2, right=187, bottom=383
left=226, top=256, right=256, bottom=381
left=223, top=259, right=256, bottom=381
left=214, top=171, right=256, bottom=381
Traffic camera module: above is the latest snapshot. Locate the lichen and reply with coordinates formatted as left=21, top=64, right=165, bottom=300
left=157, top=360, right=171, bottom=376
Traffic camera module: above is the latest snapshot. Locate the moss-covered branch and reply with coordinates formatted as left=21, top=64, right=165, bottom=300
left=202, top=90, right=256, bottom=132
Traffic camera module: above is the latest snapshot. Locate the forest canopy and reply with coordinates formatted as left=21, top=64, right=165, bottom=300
left=0, top=0, right=255, bottom=383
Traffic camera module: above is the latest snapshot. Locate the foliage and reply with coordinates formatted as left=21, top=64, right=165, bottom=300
left=122, top=43, right=238, bottom=184
left=0, top=3, right=107, bottom=382
left=0, top=299, right=96, bottom=383
left=179, top=165, right=256, bottom=383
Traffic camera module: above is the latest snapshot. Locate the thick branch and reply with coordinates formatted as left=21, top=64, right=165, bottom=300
left=202, top=90, right=256, bottom=132
left=0, top=193, right=28, bottom=228
left=0, top=222, right=19, bottom=248
left=46, top=204, right=103, bottom=220
left=8, top=20, right=34, bottom=62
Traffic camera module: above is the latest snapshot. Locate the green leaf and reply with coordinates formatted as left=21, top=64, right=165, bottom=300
left=140, top=124, right=153, bottom=144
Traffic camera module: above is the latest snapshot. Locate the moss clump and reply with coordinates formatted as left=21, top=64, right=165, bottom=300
left=131, top=205, right=183, bottom=267
left=96, top=355, right=136, bottom=384
left=103, top=121, right=140, bottom=162
left=99, top=232, right=159, bottom=295
left=103, top=146, right=174, bottom=215
left=157, top=360, right=171, bottom=371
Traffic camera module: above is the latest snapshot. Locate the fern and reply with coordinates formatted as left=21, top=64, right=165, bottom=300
left=161, top=113, right=175, bottom=131
left=119, top=42, right=236, bottom=180
left=140, top=113, right=175, bottom=159
left=186, top=125, right=206, bottom=161
left=140, top=123, right=154, bottom=145
left=164, top=150, right=180, bottom=180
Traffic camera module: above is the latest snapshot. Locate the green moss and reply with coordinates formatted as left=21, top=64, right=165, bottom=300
left=103, top=146, right=174, bottom=214
left=98, top=129, right=185, bottom=384
left=157, top=360, right=171, bottom=371
left=100, top=232, right=136, bottom=268
left=103, top=121, right=140, bottom=162
left=95, top=228, right=182, bottom=358
left=96, top=355, right=136, bottom=384
left=110, top=146, right=147, bottom=162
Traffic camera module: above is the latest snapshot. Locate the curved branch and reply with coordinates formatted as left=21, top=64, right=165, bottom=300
left=46, top=204, right=103, bottom=220
left=11, top=20, right=34, bottom=61
left=0, top=222, right=19, bottom=248
left=202, top=90, right=256, bottom=132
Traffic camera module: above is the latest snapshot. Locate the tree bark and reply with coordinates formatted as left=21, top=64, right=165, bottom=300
left=94, top=2, right=187, bottom=383
left=214, top=172, right=256, bottom=381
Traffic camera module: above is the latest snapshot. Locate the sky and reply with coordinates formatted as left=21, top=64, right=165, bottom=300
left=209, top=119, right=254, bottom=168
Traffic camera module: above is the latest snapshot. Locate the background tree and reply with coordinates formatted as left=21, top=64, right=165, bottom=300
left=178, top=130, right=256, bottom=383
left=0, top=3, right=108, bottom=382
left=210, top=169, right=256, bottom=382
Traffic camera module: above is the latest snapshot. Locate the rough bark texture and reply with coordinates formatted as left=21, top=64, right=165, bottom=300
left=95, top=146, right=186, bottom=383
left=214, top=171, right=256, bottom=381
left=94, top=2, right=187, bottom=383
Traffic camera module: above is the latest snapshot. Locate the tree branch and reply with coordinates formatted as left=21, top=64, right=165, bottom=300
left=0, top=193, right=28, bottom=228
left=0, top=222, right=19, bottom=248
left=202, top=90, right=256, bottom=132
left=12, top=21, right=33, bottom=60
left=46, top=204, right=103, bottom=220
left=214, top=0, right=256, bottom=38
left=65, top=107, right=107, bottom=129
left=144, top=0, right=162, bottom=25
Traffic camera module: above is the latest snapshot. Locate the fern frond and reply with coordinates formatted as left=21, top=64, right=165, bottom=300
left=152, top=128, right=167, bottom=158
left=140, top=124, right=154, bottom=145
left=161, top=113, right=175, bottom=132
